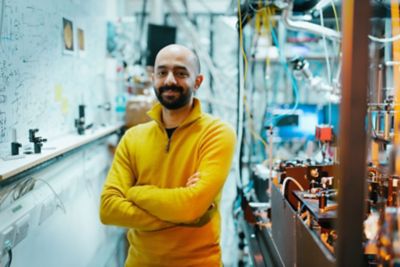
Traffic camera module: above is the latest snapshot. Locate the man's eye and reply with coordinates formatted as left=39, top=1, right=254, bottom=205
left=157, top=71, right=167, bottom=77
left=175, top=72, right=188, bottom=78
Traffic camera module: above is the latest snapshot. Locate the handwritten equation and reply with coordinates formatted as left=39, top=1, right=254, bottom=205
left=0, top=0, right=109, bottom=156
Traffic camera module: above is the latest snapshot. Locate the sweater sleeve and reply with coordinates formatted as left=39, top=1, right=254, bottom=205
left=99, top=131, right=176, bottom=231
left=127, top=122, right=236, bottom=224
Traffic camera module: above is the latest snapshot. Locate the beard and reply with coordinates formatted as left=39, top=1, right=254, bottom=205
left=154, top=85, right=193, bottom=110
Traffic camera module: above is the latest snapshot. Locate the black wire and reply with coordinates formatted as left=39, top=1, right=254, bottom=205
left=248, top=57, right=257, bottom=164
left=12, top=177, right=35, bottom=200
left=5, top=247, right=12, bottom=267
left=236, top=15, right=245, bottom=192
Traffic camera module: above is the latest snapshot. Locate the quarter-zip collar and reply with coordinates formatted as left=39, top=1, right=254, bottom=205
left=148, top=98, right=203, bottom=152
left=147, top=98, right=203, bottom=129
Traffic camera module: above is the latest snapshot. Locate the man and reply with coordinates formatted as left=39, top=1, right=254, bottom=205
left=100, top=44, right=236, bottom=267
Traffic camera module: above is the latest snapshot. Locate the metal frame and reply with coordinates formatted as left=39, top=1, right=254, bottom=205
left=337, top=1, right=371, bottom=266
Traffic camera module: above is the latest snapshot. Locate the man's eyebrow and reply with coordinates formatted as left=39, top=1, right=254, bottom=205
left=156, top=65, right=189, bottom=71
left=173, top=66, right=189, bottom=71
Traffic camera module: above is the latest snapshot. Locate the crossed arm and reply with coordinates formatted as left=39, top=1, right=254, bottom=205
left=100, top=124, right=236, bottom=230
left=126, top=124, right=236, bottom=224
left=100, top=134, right=176, bottom=231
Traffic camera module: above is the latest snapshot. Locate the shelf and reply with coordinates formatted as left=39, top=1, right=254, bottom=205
left=0, top=124, right=124, bottom=181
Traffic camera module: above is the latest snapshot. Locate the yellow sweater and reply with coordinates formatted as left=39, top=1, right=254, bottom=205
left=100, top=98, right=236, bottom=267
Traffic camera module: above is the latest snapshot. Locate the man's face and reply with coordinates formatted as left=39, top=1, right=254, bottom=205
left=152, top=46, right=202, bottom=110
left=153, top=69, right=194, bottom=110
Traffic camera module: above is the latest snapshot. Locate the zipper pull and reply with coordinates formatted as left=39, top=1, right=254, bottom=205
left=166, top=139, right=171, bottom=152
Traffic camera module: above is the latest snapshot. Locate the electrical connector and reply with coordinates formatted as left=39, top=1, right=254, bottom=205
left=0, top=225, right=16, bottom=257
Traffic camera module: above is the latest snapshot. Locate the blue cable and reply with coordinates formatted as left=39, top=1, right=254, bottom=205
left=264, top=27, right=300, bottom=127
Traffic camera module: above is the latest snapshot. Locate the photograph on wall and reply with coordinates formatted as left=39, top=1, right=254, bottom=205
left=77, top=28, right=85, bottom=51
left=63, top=18, right=74, bottom=54
left=77, top=28, right=85, bottom=57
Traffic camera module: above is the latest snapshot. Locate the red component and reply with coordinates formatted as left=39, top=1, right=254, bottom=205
left=127, top=86, right=133, bottom=94
left=315, top=125, right=333, bottom=142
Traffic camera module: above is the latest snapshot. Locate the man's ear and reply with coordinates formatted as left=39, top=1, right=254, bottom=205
left=194, top=74, right=204, bottom=90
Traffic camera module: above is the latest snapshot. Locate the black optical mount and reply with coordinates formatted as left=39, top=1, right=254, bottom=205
left=75, top=105, right=93, bottom=135
left=29, top=129, right=47, bottom=154
left=75, top=105, right=86, bottom=135
left=11, top=142, right=22, bottom=156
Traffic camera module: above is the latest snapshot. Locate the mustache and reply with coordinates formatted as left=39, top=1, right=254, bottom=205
left=158, top=85, right=184, bottom=94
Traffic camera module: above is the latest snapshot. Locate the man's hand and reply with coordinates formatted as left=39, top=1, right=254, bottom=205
left=186, top=172, right=200, bottom=187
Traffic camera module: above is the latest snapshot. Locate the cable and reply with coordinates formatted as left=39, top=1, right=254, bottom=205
left=319, top=7, right=334, bottom=126
left=33, top=178, right=67, bottom=214
left=329, top=1, right=341, bottom=126
left=247, top=2, right=265, bottom=13
left=4, top=246, right=12, bottom=267
left=281, top=176, right=305, bottom=195
left=330, top=1, right=340, bottom=32
left=235, top=44, right=245, bottom=189
left=319, top=8, right=332, bottom=84
left=368, top=34, right=400, bottom=43
left=12, top=178, right=35, bottom=201
left=239, top=2, right=274, bottom=154
left=0, top=178, right=33, bottom=208
left=283, top=1, right=340, bottom=40
left=238, top=0, right=248, bottom=82
left=239, top=4, right=298, bottom=152
left=235, top=0, right=248, bottom=191
left=264, top=6, right=275, bottom=79
left=264, top=27, right=299, bottom=127
left=0, top=186, right=14, bottom=208
left=243, top=97, right=268, bottom=148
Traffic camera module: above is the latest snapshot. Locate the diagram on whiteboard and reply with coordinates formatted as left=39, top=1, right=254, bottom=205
left=0, top=0, right=110, bottom=157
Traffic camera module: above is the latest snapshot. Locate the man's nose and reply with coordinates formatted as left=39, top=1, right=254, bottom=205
left=164, top=71, right=177, bottom=85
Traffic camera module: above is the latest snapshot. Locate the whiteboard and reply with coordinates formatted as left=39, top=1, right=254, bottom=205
left=0, top=0, right=114, bottom=157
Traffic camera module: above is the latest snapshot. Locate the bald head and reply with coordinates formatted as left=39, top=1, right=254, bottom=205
left=155, top=44, right=201, bottom=74
left=152, top=44, right=204, bottom=110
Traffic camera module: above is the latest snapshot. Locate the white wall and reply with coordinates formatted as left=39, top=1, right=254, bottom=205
left=0, top=140, right=125, bottom=267
left=0, top=0, right=126, bottom=266
left=0, top=0, right=115, bottom=157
